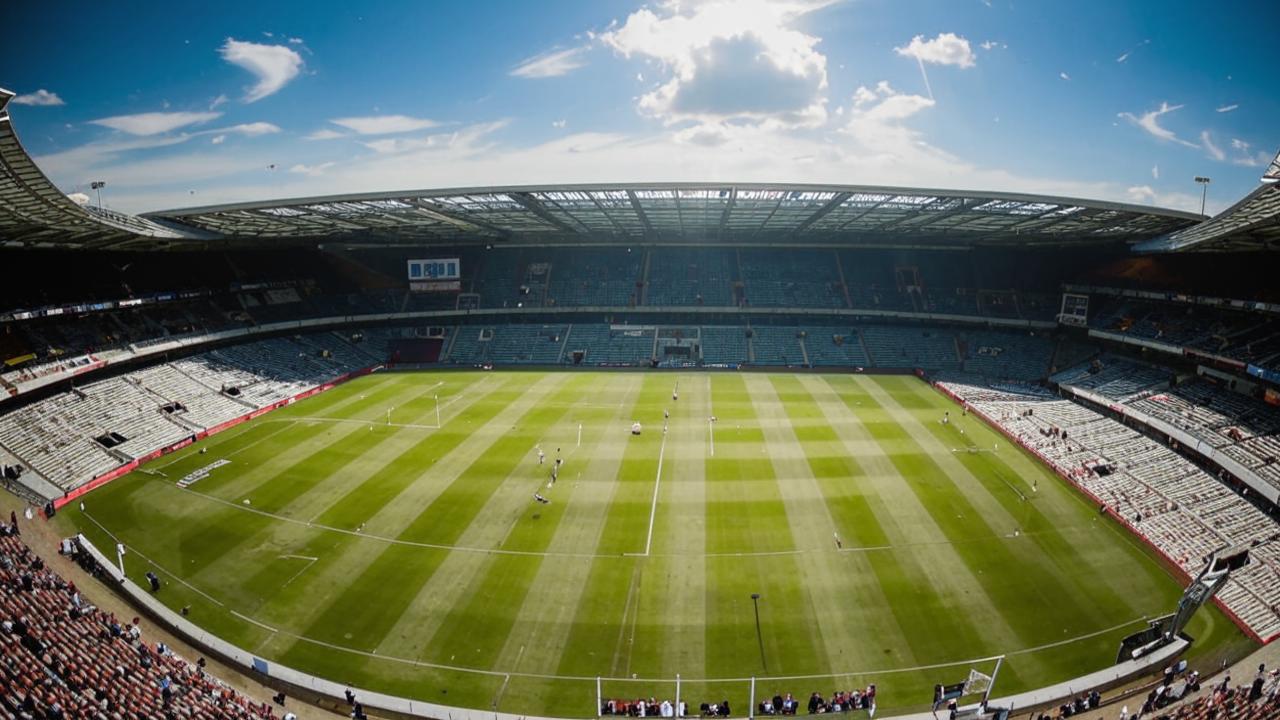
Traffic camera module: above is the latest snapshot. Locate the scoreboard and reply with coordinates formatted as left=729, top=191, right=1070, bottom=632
left=408, top=258, right=462, bottom=293
left=407, top=258, right=460, bottom=280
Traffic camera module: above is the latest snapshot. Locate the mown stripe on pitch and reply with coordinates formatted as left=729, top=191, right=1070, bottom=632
left=196, top=378, right=488, bottom=606
left=308, top=375, right=525, bottom=529
left=705, top=374, right=795, bottom=555
left=701, top=374, right=827, bottom=678
left=394, top=376, right=639, bottom=667
left=277, top=374, right=594, bottom=661
left=552, top=375, right=679, bottom=679
left=866, top=376, right=1160, bottom=623
left=250, top=374, right=560, bottom=631
left=834, top=377, right=1103, bottom=649
left=801, top=374, right=1038, bottom=689
left=485, top=375, right=650, bottom=693
left=94, top=417, right=378, bottom=580
left=747, top=374, right=901, bottom=675
left=770, top=375, right=993, bottom=668
left=892, top=377, right=1180, bottom=614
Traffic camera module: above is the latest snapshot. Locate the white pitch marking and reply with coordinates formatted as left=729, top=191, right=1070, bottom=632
left=641, top=426, right=669, bottom=556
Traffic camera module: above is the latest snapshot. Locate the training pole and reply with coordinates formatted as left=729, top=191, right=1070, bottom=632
left=596, top=677, right=602, bottom=718
left=749, top=677, right=756, bottom=719
left=115, top=543, right=126, bottom=577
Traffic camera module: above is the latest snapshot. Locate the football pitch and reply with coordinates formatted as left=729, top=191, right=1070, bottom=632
left=60, top=371, right=1252, bottom=716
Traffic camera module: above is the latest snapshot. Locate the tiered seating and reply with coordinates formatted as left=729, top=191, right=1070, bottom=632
left=0, top=334, right=379, bottom=496
left=0, top=377, right=187, bottom=489
left=447, top=327, right=493, bottom=365
left=487, top=325, right=567, bottom=364
left=1051, top=356, right=1171, bottom=402
left=131, top=364, right=253, bottom=431
left=939, top=378, right=1280, bottom=640
left=750, top=327, right=802, bottom=365
left=0, top=534, right=273, bottom=720
left=546, top=248, right=640, bottom=307
left=800, top=327, right=869, bottom=366
left=860, top=326, right=960, bottom=370
left=700, top=327, right=749, bottom=365
left=645, top=248, right=736, bottom=306
left=739, top=249, right=845, bottom=309
left=958, top=331, right=1052, bottom=381
left=566, top=325, right=654, bottom=366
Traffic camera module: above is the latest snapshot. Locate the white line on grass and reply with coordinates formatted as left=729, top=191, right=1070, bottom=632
left=278, top=554, right=319, bottom=588
left=641, top=426, right=669, bottom=556
left=152, top=419, right=296, bottom=471
left=216, top=603, right=1149, bottom=683
left=80, top=511, right=226, bottom=608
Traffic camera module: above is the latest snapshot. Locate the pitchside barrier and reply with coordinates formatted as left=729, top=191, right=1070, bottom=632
left=931, top=380, right=1275, bottom=646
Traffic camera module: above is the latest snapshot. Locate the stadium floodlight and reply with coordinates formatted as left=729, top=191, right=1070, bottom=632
left=90, top=180, right=107, bottom=210
left=1194, top=177, right=1211, bottom=216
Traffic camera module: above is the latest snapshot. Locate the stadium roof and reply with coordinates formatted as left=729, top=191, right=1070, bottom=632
left=143, top=184, right=1205, bottom=250
left=6, top=88, right=1271, bottom=253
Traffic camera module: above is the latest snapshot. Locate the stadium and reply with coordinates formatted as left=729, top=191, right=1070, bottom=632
left=3, top=7, right=1280, bottom=720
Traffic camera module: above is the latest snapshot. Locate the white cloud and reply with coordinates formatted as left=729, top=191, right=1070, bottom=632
left=1228, top=138, right=1270, bottom=167
left=1151, top=164, right=1159, bottom=179
left=329, top=115, right=440, bottom=135
left=978, top=40, right=1005, bottom=51
left=89, top=111, right=222, bottom=136
left=67, top=192, right=91, bottom=206
left=1059, top=71, right=1070, bottom=81
left=1118, top=102, right=1197, bottom=148
left=218, top=38, right=304, bottom=102
left=305, top=128, right=345, bottom=141
left=1126, top=185, right=1156, bottom=203
left=511, top=47, right=588, bottom=78
left=211, top=135, right=226, bottom=145
left=221, top=122, right=281, bottom=136
left=12, top=89, right=65, bottom=106
left=1215, top=104, right=1238, bottom=113
left=209, top=94, right=229, bottom=110
left=602, top=0, right=830, bottom=127
left=1200, top=130, right=1224, bottom=161
left=289, top=162, right=335, bottom=176
left=552, top=119, right=567, bottom=129
left=359, top=120, right=509, bottom=155
left=288, top=37, right=304, bottom=45
left=894, top=32, right=976, bottom=68
left=1115, top=39, right=1150, bottom=64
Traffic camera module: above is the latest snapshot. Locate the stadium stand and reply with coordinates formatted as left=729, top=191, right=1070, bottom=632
left=0, top=532, right=273, bottom=720
left=644, top=248, right=737, bottom=306
left=860, top=326, right=961, bottom=371
left=0, top=333, right=380, bottom=496
left=565, top=325, right=655, bottom=366
left=748, top=327, right=803, bottom=366
left=739, top=249, right=846, bottom=309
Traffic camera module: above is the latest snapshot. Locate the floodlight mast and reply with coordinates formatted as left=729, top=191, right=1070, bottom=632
left=1194, top=176, right=1211, bottom=217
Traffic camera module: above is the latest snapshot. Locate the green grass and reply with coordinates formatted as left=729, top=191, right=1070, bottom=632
left=58, top=370, right=1255, bottom=716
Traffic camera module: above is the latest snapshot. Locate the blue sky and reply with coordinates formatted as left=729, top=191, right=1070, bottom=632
left=4, top=0, right=1276, bottom=215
